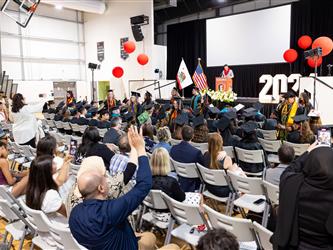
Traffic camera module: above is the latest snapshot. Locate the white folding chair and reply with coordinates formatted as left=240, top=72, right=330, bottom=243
left=98, top=128, right=108, bottom=138
left=55, top=121, right=64, bottom=130
left=204, top=205, right=258, bottom=249
left=253, top=221, right=273, bottom=250
left=46, top=119, right=56, bottom=128
left=79, top=125, right=88, bottom=134
left=19, top=199, right=58, bottom=250
left=170, top=138, right=181, bottom=146
left=234, top=147, right=266, bottom=177
left=196, top=163, right=232, bottom=214
left=138, top=190, right=170, bottom=238
left=71, top=123, right=81, bottom=134
left=190, top=142, right=208, bottom=154
left=170, top=158, right=203, bottom=192
left=63, top=122, right=73, bottom=134
left=224, top=146, right=235, bottom=159
left=162, top=193, right=207, bottom=246
left=257, top=129, right=277, bottom=140
left=258, top=138, right=282, bottom=164
left=228, top=171, right=266, bottom=223
left=283, top=141, right=309, bottom=156
left=261, top=180, right=279, bottom=228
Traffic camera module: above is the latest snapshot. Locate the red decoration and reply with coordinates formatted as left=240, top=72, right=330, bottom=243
left=298, top=35, right=312, bottom=50
left=283, top=49, right=298, bottom=63
left=312, top=36, right=333, bottom=57
left=112, top=66, right=124, bottom=78
left=123, top=41, right=136, bottom=54
left=307, top=56, right=322, bottom=68
left=137, top=53, right=149, bottom=65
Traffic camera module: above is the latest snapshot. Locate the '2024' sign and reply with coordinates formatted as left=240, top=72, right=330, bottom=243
left=259, top=74, right=302, bottom=104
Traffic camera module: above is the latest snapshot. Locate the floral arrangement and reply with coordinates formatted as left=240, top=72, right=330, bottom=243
left=200, top=89, right=237, bottom=103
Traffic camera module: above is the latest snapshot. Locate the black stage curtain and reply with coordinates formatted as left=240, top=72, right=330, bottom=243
left=167, top=0, right=333, bottom=98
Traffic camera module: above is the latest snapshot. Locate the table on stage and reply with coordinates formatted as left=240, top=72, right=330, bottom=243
left=215, top=77, right=233, bottom=92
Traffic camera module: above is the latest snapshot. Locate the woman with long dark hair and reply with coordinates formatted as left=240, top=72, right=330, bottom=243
left=26, top=155, right=67, bottom=223
left=66, top=90, right=76, bottom=107
left=11, top=93, right=45, bottom=147
left=76, top=126, right=114, bottom=169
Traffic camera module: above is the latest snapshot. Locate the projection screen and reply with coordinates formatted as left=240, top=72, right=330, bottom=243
left=206, top=5, right=291, bottom=67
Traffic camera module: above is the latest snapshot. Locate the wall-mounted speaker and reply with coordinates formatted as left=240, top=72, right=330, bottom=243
left=131, top=25, right=144, bottom=42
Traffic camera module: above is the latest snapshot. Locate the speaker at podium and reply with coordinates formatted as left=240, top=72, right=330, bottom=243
left=215, top=77, right=233, bottom=92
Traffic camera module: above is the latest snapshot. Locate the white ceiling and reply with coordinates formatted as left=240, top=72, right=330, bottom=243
left=42, top=0, right=106, bottom=14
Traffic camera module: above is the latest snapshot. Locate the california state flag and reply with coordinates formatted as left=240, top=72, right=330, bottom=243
left=176, top=59, right=193, bottom=90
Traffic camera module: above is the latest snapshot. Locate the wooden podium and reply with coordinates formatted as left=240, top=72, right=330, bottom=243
left=215, top=77, right=233, bottom=92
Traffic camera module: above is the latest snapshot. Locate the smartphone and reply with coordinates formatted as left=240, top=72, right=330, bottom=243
left=69, top=139, right=78, bottom=156
left=253, top=198, right=265, bottom=205
left=317, top=128, right=331, bottom=147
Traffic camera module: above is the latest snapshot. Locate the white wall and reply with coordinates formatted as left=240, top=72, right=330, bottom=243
left=83, top=0, right=154, bottom=100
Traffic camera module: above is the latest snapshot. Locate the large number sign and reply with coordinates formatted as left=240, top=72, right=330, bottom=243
left=259, top=73, right=302, bottom=103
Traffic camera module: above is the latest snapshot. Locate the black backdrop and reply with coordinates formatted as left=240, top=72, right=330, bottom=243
left=167, top=0, right=333, bottom=98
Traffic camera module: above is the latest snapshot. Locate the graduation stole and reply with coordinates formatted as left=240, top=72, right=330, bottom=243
left=66, top=97, right=74, bottom=104
left=107, top=98, right=116, bottom=110
left=281, top=101, right=298, bottom=126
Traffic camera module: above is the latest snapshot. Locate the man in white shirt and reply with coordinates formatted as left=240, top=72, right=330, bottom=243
left=221, top=64, right=234, bottom=79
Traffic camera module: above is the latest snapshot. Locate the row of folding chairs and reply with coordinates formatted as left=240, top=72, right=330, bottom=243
left=138, top=190, right=273, bottom=249
left=169, top=157, right=279, bottom=227
left=7, top=140, right=36, bottom=170
left=0, top=185, right=86, bottom=250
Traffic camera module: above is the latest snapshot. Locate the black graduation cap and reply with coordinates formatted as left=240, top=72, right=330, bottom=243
left=122, top=98, right=129, bottom=104
left=175, top=113, right=188, bottom=126
left=131, top=91, right=141, bottom=98
left=192, top=108, right=201, bottom=117
left=242, top=107, right=257, bottom=118
left=293, top=114, right=308, bottom=123
left=110, top=106, right=120, bottom=112
left=120, top=106, right=128, bottom=114
left=253, top=103, right=264, bottom=112
left=213, top=116, right=230, bottom=131
left=304, top=89, right=312, bottom=99
left=145, top=91, right=152, bottom=97
left=108, top=89, right=114, bottom=93
left=99, top=108, right=109, bottom=116
left=70, top=109, right=78, bottom=116
left=162, top=103, right=172, bottom=112
left=88, top=107, right=98, bottom=116
left=124, top=112, right=134, bottom=122
left=241, top=121, right=258, bottom=134
left=98, top=100, right=104, bottom=105
left=144, top=103, right=154, bottom=111
left=57, top=101, right=65, bottom=109
left=208, top=106, right=220, bottom=115
left=284, top=90, right=297, bottom=98
left=157, top=112, right=166, bottom=120
left=192, top=115, right=205, bottom=128
left=75, top=101, right=83, bottom=109
left=222, top=110, right=237, bottom=120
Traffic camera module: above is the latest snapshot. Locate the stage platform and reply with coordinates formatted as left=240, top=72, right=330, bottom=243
left=156, top=97, right=276, bottom=117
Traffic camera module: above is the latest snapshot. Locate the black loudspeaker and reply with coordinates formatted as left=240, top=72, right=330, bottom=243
left=131, top=25, right=144, bottom=41
left=88, top=63, right=98, bottom=69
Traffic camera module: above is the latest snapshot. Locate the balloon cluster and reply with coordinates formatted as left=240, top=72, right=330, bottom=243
left=283, top=35, right=333, bottom=68
left=112, top=40, right=150, bottom=78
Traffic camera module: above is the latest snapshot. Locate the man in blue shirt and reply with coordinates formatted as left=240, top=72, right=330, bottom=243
left=69, top=126, right=152, bottom=250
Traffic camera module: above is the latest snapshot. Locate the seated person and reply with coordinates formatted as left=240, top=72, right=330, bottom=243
left=213, top=111, right=239, bottom=146
left=76, top=127, right=115, bottom=169
left=152, top=126, right=172, bottom=152
left=0, top=141, right=28, bottom=197
left=54, top=109, right=63, bottom=121
left=265, top=144, right=295, bottom=186
left=88, top=108, right=99, bottom=127
left=62, top=109, right=71, bottom=123
left=192, top=115, right=209, bottom=143
left=288, top=116, right=315, bottom=144
left=203, top=133, right=245, bottom=197
left=197, top=228, right=239, bottom=250
left=98, top=109, right=111, bottom=129
left=142, top=123, right=157, bottom=154
left=69, top=126, right=155, bottom=250
left=170, top=125, right=204, bottom=192
left=109, top=134, right=131, bottom=176
left=77, top=106, right=89, bottom=125
left=103, top=117, right=124, bottom=146
left=26, top=155, right=67, bottom=225
left=66, top=154, right=137, bottom=213
left=150, top=148, right=201, bottom=222
left=70, top=109, right=80, bottom=124
left=235, top=121, right=268, bottom=173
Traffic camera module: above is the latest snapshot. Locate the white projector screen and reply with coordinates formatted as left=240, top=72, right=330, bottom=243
left=206, top=5, right=291, bottom=67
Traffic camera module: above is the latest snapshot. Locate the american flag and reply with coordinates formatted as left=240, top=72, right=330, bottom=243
left=192, top=62, right=208, bottom=90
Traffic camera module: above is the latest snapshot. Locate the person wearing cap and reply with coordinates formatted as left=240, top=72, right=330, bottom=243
left=192, top=115, right=209, bottom=143
left=169, top=98, right=184, bottom=132
left=235, top=121, right=268, bottom=173
left=128, top=92, right=142, bottom=115
left=221, top=64, right=234, bottom=79
left=213, top=111, right=239, bottom=146
left=104, top=90, right=119, bottom=112
left=172, top=112, right=189, bottom=140
left=98, top=109, right=111, bottom=129
left=191, top=87, right=202, bottom=111
left=170, top=87, right=181, bottom=104
left=287, top=114, right=315, bottom=144
left=141, top=91, right=153, bottom=111
left=66, top=90, right=76, bottom=106
left=69, top=126, right=155, bottom=250
left=170, top=125, right=204, bottom=192
left=77, top=106, right=89, bottom=126
left=103, top=117, right=124, bottom=146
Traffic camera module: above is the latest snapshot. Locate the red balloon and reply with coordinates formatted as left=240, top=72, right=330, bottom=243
left=307, top=56, right=322, bottom=68
left=112, top=66, right=124, bottom=78
left=123, top=41, right=136, bottom=54
left=298, top=35, right=312, bottom=50
left=283, top=49, right=298, bottom=63
left=137, top=53, right=149, bottom=65
left=312, top=36, right=333, bottom=56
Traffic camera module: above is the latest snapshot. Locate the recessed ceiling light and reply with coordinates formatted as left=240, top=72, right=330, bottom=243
left=55, top=5, right=63, bottom=10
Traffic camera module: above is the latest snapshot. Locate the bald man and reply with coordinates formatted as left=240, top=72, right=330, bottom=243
left=69, top=126, right=152, bottom=250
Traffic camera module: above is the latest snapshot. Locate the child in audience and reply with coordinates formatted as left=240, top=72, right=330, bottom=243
left=197, top=228, right=239, bottom=250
